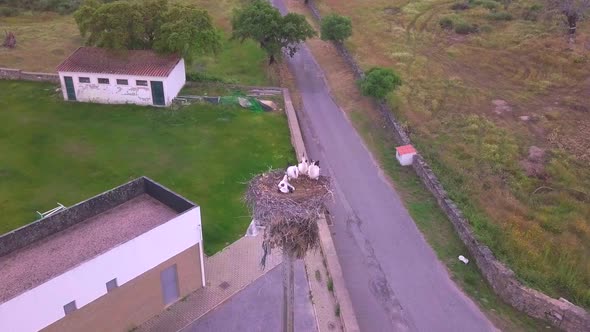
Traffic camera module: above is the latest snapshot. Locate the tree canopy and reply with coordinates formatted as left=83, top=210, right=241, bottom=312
left=74, top=0, right=221, bottom=63
left=546, top=0, right=590, bottom=39
left=231, top=0, right=316, bottom=64
left=359, top=67, right=402, bottom=100
left=320, top=14, right=352, bottom=43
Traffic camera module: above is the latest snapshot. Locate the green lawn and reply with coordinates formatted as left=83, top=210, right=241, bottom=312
left=189, top=33, right=272, bottom=86
left=0, top=81, right=293, bottom=254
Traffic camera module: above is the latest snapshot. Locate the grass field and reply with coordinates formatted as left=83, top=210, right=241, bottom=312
left=0, top=81, right=293, bottom=254
left=308, top=0, right=590, bottom=308
left=0, top=0, right=271, bottom=85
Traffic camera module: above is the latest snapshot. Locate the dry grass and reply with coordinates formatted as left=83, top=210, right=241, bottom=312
left=0, top=1, right=271, bottom=85
left=0, top=13, right=81, bottom=71
left=309, top=0, right=590, bottom=309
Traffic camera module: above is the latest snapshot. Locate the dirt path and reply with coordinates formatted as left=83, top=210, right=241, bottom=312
left=271, top=0, right=497, bottom=331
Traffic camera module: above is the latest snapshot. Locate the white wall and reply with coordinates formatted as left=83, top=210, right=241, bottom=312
left=59, top=60, right=185, bottom=107
left=163, top=59, right=186, bottom=106
left=396, top=152, right=416, bottom=166
left=59, top=72, right=154, bottom=106
left=0, top=207, right=202, bottom=332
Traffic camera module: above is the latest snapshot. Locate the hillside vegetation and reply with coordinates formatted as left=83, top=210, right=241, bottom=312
left=0, top=0, right=270, bottom=85
left=313, top=0, right=590, bottom=308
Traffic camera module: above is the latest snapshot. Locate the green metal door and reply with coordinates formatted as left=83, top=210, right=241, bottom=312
left=150, top=81, right=165, bottom=106
left=64, top=76, right=76, bottom=101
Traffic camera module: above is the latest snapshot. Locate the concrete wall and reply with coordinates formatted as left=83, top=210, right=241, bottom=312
left=0, top=207, right=203, bottom=332
left=0, top=67, right=59, bottom=83
left=305, top=1, right=590, bottom=331
left=57, top=60, right=185, bottom=106
left=42, top=245, right=203, bottom=332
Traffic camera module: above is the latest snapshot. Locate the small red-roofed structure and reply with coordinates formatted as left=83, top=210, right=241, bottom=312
left=396, top=144, right=417, bottom=166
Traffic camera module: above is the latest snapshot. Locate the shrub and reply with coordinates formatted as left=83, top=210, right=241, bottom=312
left=522, top=4, right=542, bottom=21
left=470, top=0, right=499, bottom=11
left=53, top=0, right=83, bottom=14
left=439, top=16, right=455, bottom=30
left=481, top=0, right=499, bottom=11
left=454, top=22, right=477, bottom=34
left=479, top=24, right=493, bottom=33
left=487, top=11, right=513, bottom=21
left=573, top=55, right=588, bottom=64
left=0, top=6, right=20, bottom=16
left=320, top=13, right=352, bottom=43
left=450, top=2, right=470, bottom=11
left=359, top=67, right=402, bottom=99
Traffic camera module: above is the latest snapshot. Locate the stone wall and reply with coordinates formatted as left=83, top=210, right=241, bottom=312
left=0, top=67, right=59, bottom=83
left=412, top=156, right=590, bottom=330
left=306, top=1, right=590, bottom=331
left=184, top=80, right=283, bottom=92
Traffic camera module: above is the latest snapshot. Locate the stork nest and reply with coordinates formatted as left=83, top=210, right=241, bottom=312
left=245, top=170, right=332, bottom=261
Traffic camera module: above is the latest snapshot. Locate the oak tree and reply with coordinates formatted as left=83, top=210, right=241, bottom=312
left=74, top=0, right=221, bottom=62
left=360, top=67, right=402, bottom=100
left=320, top=13, right=352, bottom=43
left=547, top=0, right=590, bottom=41
left=231, top=0, right=316, bottom=64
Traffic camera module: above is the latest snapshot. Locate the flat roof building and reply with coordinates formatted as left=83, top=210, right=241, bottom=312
left=0, top=177, right=204, bottom=332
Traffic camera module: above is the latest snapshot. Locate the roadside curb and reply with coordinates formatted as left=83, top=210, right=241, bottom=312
left=282, top=88, right=360, bottom=332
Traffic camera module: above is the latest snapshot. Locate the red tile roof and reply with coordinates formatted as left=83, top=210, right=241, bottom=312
left=56, top=47, right=181, bottom=77
left=396, top=144, right=417, bottom=155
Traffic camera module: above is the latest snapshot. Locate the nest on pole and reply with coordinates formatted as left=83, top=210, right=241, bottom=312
left=245, top=170, right=332, bottom=266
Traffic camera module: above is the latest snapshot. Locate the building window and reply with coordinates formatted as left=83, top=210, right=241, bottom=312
left=63, top=301, right=77, bottom=315
left=160, top=264, right=180, bottom=305
left=78, top=77, right=90, bottom=83
left=106, top=278, right=118, bottom=293
left=98, top=78, right=109, bottom=84
left=116, top=79, right=128, bottom=85
left=136, top=80, right=148, bottom=86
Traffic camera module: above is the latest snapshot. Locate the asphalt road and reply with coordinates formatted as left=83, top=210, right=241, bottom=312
left=272, top=1, right=497, bottom=331
left=181, top=262, right=316, bottom=332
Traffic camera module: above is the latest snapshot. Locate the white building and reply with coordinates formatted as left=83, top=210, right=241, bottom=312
left=56, top=47, right=186, bottom=106
left=0, top=177, right=205, bottom=332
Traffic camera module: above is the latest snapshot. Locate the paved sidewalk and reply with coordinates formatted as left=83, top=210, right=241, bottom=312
left=138, top=236, right=282, bottom=332
left=181, top=261, right=316, bottom=332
